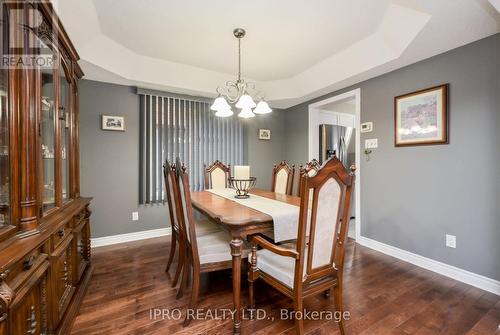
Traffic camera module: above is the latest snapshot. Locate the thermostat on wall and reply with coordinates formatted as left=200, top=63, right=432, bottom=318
left=360, top=122, right=373, bottom=133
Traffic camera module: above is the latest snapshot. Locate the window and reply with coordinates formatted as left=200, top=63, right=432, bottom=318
left=138, top=93, right=243, bottom=204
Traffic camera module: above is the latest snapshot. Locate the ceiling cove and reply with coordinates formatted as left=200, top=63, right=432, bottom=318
left=54, top=0, right=500, bottom=108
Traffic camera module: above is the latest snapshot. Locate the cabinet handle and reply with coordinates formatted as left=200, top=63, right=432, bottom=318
left=0, top=313, right=7, bottom=322
left=25, top=305, right=37, bottom=334
left=23, top=255, right=36, bottom=271
left=58, top=229, right=64, bottom=237
left=0, top=269, right=10, bottom=280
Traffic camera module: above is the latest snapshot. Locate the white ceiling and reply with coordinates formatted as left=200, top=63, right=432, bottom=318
left=92, top=0, right=388, bottom=81
left=54, top=0, right=500, bottom=108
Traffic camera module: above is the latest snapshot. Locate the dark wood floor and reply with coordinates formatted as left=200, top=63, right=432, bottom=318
left=71, top=237, right=500, bottom=335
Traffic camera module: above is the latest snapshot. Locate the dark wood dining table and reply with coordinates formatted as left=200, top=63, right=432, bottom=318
left=190, top=188, right=301, bottom=334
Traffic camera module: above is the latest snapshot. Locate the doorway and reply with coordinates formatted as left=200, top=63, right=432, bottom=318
left=308, top=89, right=361, bottom=240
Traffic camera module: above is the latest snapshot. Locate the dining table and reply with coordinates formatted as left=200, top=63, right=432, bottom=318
left=190, top=188, right=301, bottom=334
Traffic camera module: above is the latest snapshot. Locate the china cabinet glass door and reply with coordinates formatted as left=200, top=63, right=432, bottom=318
left=60, top=63, right=71, bottom=202
left=0, top=65, right=8, bottom=230
left=41, top=64, right=56, bottom=212
left=0, top=7, right=9, bottom=230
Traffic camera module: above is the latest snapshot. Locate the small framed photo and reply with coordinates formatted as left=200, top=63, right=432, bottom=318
left=259, top=128, right=271, bottom=140
left=395, top=84, right=448, bottom=147
left=101, top=115, right=125, bottom=131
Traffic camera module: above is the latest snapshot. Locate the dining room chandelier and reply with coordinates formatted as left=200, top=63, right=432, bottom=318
left=210, top=28, right=272, bottom=118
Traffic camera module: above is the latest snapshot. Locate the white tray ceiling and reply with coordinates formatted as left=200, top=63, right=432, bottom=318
left=54, top=0, right=500, bottom=108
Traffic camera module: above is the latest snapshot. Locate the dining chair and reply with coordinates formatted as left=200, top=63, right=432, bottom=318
left=174, top=158, right=251, bottom=326
left=248, top=157, right=355, bottom=335
left=297, top=159, right=321, bottom=196
left=204, top=160, right=231, bottom=189
left=163, top=160, right=220, bottom=290
left=271, top=160, right=295, bottom=195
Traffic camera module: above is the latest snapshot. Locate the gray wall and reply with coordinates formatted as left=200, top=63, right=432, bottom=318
left=79, top=81, right=167, bottom=238
left=79, top=80, right=286, bottom=238
left=282, top=34, right=500, bottom=280
left=243, top=110, right=287, bottom=189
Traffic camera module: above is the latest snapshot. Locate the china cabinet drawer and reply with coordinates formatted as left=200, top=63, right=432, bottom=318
left=49, top=234, right=75, bottom=327
left=51, top=221, right=72, bottom=251
left=1, top=247, right=45, bottom=291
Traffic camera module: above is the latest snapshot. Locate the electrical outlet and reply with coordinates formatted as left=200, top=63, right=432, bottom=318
left=365, top=138, right=378, bottom=149
left=446, top=234, right=456, bottom=248
left=132, top=212, right=139, bottom=221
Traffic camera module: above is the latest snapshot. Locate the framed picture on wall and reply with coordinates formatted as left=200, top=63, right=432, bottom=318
left=394, top=84, right=449, bottom=147
left=259, top=128, right=271, bottom=140
left=101, top=115, right=126, bottom=131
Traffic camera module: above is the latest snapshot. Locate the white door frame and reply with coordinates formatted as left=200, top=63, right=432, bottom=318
left=308, top=88, right=361, bottom=240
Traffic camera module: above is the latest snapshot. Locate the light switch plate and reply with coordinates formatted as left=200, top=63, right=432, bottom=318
left=446, top=234, right=456, bottom=248
left=365, top=138, right=378, bottom=149
left=132, top=212, right=139, bottom=221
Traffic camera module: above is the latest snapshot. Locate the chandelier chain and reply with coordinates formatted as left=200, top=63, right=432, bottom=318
left=238, top=37, right=242, bottom=83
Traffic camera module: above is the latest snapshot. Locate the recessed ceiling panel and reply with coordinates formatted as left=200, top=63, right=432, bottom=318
left=92, top=0, right=389, bottom=80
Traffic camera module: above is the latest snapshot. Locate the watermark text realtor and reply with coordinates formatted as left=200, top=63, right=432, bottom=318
left=1, top=1, right=58, bottom=70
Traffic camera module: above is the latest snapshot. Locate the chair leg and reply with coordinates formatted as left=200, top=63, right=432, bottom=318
left=333, top=278, right=345, bottom=335
left=293, top=298, right=304, bottom=335
left=248, top=245, right=257, bottom=319
left=183, top=267, right=200, bottom=327
left=176, top=254, right=190, bottom=299
left=172, top=238, right=185, bottom=287
left=248, top=277, right=255, bottom=319
left=165, top=231, right=177, bottom=273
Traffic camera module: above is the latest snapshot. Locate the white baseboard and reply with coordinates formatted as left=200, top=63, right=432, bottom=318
left=357, top=236, right=500, bottom=296
left=91, top=227, right=172, bottom=248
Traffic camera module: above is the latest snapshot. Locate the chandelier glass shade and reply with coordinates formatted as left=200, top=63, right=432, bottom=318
left=254, top=100, right=272, bottom=114
left=210, top=96, right=231, bottom=111
left=235, top=94, right=256, bottom=109
left=238, top=107, right=256, bottom=119
left=211, top=28, right=272, bottom=118
left=215, top=106, right=234, bottom=117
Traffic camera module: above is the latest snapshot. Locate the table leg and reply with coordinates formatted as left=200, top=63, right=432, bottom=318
left=230, top=237, right=243, bottom=334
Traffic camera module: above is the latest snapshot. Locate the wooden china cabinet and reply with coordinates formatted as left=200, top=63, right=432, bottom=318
left=0, top=1, right=92, bottom=334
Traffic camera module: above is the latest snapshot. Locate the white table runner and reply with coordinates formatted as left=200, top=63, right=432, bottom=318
left=206, top=188, right=300, bottom=242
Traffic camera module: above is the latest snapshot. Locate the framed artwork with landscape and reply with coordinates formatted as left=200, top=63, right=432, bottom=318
left=394, top=84, right=448, bottom=147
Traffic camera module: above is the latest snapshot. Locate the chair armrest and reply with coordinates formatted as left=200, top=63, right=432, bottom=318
left=249, top=235, right=299, bottom=259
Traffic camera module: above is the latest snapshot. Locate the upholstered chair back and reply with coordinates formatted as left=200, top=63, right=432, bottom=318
left=204, top=160, right=231, bottom=189
left=271, top=161, right=295, bottom=195
left=295, top=157, right=355, bottom=286
left=163, top=161, right=179, bottom=233
left=175, top=158, right=201, bottom=261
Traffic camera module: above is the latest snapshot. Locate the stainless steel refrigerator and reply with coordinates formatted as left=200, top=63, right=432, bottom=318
left=319, top=123, right=356, bottom=223
left=319, top=124, right=353, bottom=167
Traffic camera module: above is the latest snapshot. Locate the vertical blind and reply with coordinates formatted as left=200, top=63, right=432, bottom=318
left=139, top=93, right=243, bottom=204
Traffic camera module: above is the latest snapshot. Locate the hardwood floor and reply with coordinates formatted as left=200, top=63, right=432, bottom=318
left=71, top=237, right=500, bottom=335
